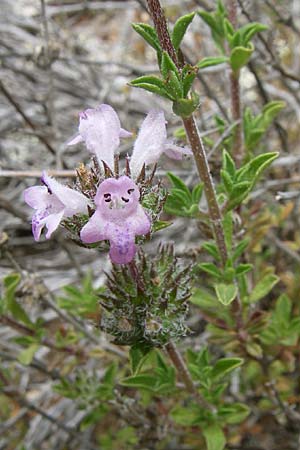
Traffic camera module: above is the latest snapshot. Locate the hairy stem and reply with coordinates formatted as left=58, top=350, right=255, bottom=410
left=166, top=341, right=209, bottom=408
left=146, top=0, right=228, bottom=265
left=228, top=0, right=243, bottom=163
left=230, top=70, right=242, bottom=161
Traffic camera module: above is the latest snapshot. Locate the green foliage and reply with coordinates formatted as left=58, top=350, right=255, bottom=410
left=131, top=23, right=161, bottom=53
left=171, top=12, right=195, bottom=50
left=1, top=273, right=33, bottom=328
left=57, top=272, right=103, bottom=317
left=54, top=362, right=117, bottom=408
left=198, top=1, right=267, bottom=71
left=261, top=295, right=300, bottom=346
left=230, top=43, right=254, bottom=71
left=129, top=343, right=153, bottom=374
left=248, top=273, right=279, bottom=303
left=203, top=424, right=226, bottom=450
left=197, top=55, right=229, bottom=69
left=214, top=283, right=237, bottom=306
left=221, top=149, right=279, bottom=210
left=164, top=172, right=204, bottom=217
left=197, top=0, right=227, bottom=53
left=244, top=101, right=286, bottom=153
left=121, top=351, right=176, bottom=394
left=172, top=349, right=247, bottom=448
left=131, top=13, right=200, bottom=116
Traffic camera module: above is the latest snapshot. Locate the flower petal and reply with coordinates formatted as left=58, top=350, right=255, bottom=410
left=119, top=128, right=133, bottom=138
left=24, top=186, right=49, bottom=210
left=41, top=171, right=89, bottom=215
left=44, top=210, right=65, bottom=239
left=78, top=104, right=123, bottom=169
left=163, top=142, right=193, bottom=160
left=80, top=210, right=106, bottom=244
left=127, top=205, right=151, bottom=235
left=66, top=133, right=84, bottom=146
left=130, top=110, right=167, bottom=177
left=108, top=224, right=137, bottom=264
left=32, top=213, right=45, bottom=241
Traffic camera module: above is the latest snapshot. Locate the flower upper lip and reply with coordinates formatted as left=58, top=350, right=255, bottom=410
left=67, top=104, right=192, bottom=177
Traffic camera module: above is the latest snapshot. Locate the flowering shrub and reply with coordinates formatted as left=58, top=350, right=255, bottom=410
left=1, top=1, right=299, bottom=450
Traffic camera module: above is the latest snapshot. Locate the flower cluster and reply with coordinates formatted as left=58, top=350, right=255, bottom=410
left=24, top=105, right=191, bottom=264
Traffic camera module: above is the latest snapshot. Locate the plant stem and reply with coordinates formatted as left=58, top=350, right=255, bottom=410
left=146, top=0, right=228, bottom=265
left=227, top=0, right=243, bottom=164
left=183, top=116, right=228, bottom=264
left=166, top=341, right=210, bottom=408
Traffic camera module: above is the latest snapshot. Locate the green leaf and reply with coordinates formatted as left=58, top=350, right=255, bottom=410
left=197, top=56, right=229, bottom=69
left=120, top=374, right=157, bottom=391
left=182, top=65, right=198, bottom=96
left=103, top=362, right=117, bottom=385
left=197, top=11, right=219, bottom=34
left=199, top=263, right=223, bottom=279
left=131, top=23, right=161, bottom=53
left=218, top=402, right=250, bottom=424
left=261, top=100, right=286, bottom=128
left=211, top=357, right=243, bottom=380
left=191, top=183, right=204, bottom=204
left=3, top=273, right=33, bottom=327
left=223, top=18, right=235, bottom=41
left=235, top=264, right=253, bottom=275
left=18, top=343, right=39, bottom=365
left=172, top=93, right=200, bottom=118
left=221, top=170, right=233, bottom=193
left=237, top=152, right=279, bottom=183
left=203, top=424, right=226, bottom=450
left=130, top=75, right=172, bottom=99
left=215, top=283, right=237, bottom=306
left=226, top=181, right=252, bottom=209
left=246, top=342, right=263, bottom=358
left=171, top=404, right=202, bottom=426
left=249, top=274, right=279, bottom=303
left=167, top=172, right=192, bottom=199
left=222, top=150, right=236, bottom=178
left=230, top=43, right=254, bottom=71
left=223, top=211, right=233, bottom=251
left=172, top=12, right=195, bottom=50
left=165, top=70, right=183, bottom=99
left=3, top=273, right=21, bottom=303
left=202, top=242, right=220, bottom=261
left=232, top=238, right=250, bottom=261
left=160, top=51, right=180, bottom=79
left=273, top=294, right=291, bottom=325
left=129, top=344, right=153, bottom=375
left=239, top=22, right=268, bottom=46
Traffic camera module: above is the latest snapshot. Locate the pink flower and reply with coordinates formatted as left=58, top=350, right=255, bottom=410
left=67, top=104, right=132, bottom=170
left=80, top=176, right=150, bottom=264
left=129, top=110, right=192, bottom=177
left=67, top=105, right=192, bottom=174
left=24, top=171, right=89, bottom=241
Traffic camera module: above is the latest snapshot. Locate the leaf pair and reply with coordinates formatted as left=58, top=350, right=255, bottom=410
left=164, top=172, right=204, bottom=217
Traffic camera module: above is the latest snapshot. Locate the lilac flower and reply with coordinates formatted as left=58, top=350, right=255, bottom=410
left=67, top=105, right=192, bottom=175
left=129, top=110, right=192, bottom=177
left=24, top=171, right=89, bottom=241
left=67, top=104, right=132, bottom=170
left=80, top=176, right=150, bottom=264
